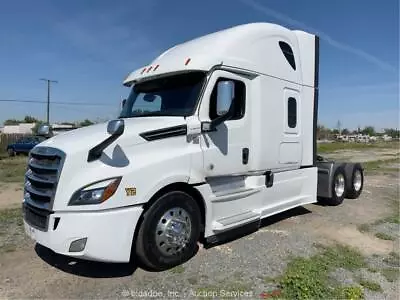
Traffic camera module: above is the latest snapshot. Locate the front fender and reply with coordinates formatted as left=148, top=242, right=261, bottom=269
left=140, top=174, right=190, bottom=205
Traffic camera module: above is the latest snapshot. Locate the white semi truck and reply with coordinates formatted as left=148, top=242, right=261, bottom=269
left=23, top=23, right=364, bottom=271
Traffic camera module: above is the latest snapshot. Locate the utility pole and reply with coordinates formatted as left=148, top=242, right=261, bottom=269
left=336, top=120, right=342, bottom=135
left=40, top=78, right=58, bottom=124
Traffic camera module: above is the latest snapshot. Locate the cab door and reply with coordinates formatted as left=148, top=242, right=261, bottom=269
left=198, top=70, right=251, bottom=177
left=279, top=88, right=302, bottom=167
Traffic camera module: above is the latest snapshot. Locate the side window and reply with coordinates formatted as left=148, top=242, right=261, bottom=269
left=209, top=78, right=246, bottom=121
left=287, top=97, right=297, bottom=128
left=279, top=41, right=296, bottom=70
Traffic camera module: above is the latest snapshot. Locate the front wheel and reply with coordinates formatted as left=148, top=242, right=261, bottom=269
left=7, top=148, right=15, bottom=157
left=135, top=191, right=201, bottom=271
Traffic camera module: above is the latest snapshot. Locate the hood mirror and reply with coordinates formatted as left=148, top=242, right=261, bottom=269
left=88, top=119, right=125, bottom=162
left=107, top=119, right=125, bottom=136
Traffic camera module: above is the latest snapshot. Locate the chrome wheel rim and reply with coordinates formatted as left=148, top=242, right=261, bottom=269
left=353, top=170, right=362, bottom=191
left=155, top=207, right=191, bottom=256
left=334, top=173, right=345, bottom=197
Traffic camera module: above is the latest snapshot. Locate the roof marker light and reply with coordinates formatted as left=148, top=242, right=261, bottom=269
left=185, top=58, right=191, bottom=65
left=141, top=68, right=146, bottom=74
left=147, top=66, right=153, bottom=72
left=153, top=64, right=159, bottom=71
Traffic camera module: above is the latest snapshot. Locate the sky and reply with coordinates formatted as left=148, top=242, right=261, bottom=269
left=0, top=0, right=399, bottom=131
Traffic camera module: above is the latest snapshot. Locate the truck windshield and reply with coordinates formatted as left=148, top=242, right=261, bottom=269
left=120, top=71, right=206, bottom=118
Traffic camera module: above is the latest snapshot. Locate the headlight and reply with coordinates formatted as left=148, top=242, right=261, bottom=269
left=68, top=177, right=122, bottom=206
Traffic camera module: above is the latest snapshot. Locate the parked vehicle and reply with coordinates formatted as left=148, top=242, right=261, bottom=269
left=6, top=136, right=46, bottom=156
left=22, top=22, right=364, bottom=271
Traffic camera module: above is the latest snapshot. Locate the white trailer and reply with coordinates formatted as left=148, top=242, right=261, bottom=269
left=22, top=23, right=364, bottom=271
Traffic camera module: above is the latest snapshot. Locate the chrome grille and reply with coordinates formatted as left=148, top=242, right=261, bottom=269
left=24, top=147, right=65, bottom=224
left=22, top=203, right=50, bottom=231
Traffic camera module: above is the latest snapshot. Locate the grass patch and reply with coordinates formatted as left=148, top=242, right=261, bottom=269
left=0, top=207, right=23, bottom=225
left=374, top=232, right=395, bottom=241
left=363, top=157, right=400, bottom=173
left=277, top=244, right=366, bottom=299
left=0, top=156, right=27, bottom=183
left=358, top=223, right=371, bottom=233
left=367, top=267, right=378, bottom=273
left=317, top=141, right=400, bottom=153
left=169, top=265, right=185, bottom=274
left=384, top=252, right=400, bottom=267
left=382, top=214, right=400, bottom=224
left=0, top=244, right=16, bottom=253
left=359, top=279, right=382, bottom=292
left=381, top=268, right=399, bottom=282
left=334, top=286, right=364, bottom=300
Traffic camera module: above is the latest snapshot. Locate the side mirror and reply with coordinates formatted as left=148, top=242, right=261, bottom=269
left=216, top=81, right=234, bottom=116
left=121, top=99, right=126, bottom=108
left=107, top=119, right=125, bottom=136
left=201, top=80, right=235, bottom=132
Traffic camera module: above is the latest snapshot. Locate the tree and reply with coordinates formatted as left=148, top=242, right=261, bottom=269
left=79, top=119, right=94, bottom=127
left=4, top=119, right=19, bottom=125
left=317, top=124, right=332, bottom=140
left=361, top=126, right=375, bottom=136
left=24, top=116, right=38, bottom=123
left=383, top=128, right=400, bottom=138
left=32, top=121, right=46, bottom=134
left=342, top=128, right=350, bottom=135
left=4, top=115, right=39, bottom=125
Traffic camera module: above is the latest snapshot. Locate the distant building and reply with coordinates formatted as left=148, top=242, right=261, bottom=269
left=382, top=134, right=392, bottom=141
left=51, top=123, right=77, bottom=136
left=2, top=123, right=35, bottom=134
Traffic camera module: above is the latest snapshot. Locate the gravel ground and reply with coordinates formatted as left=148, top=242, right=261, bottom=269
left=0, top=154, right=399, bottom=299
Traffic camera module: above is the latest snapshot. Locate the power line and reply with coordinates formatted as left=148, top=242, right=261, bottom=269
left=0, top=99, right=115, bottom=107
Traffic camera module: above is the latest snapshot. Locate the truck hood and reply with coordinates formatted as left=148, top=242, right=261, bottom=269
left=38, top=117, right=186, bottom=154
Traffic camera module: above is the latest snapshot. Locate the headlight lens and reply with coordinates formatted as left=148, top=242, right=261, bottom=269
left=69, top=177, right=122, bottom=205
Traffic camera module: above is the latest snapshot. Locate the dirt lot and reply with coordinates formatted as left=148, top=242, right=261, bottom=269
left=0, top=145, right=399, bottom=299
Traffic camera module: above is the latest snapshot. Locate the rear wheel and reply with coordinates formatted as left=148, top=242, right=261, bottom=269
left=345, top=164, right=364, bottom=199
left=7, top=148, right=15, bottom=157
left=324, top=166, right=347, bottom=206
left=135, top=191, right=201, bottom=271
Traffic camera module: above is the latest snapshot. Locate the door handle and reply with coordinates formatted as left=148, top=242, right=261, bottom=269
left=242, top=148, right=249, bottom=165
left=265, top=171, right=274, bottom=188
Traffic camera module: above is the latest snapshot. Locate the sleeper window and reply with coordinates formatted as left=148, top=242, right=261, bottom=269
left=288, top=97, right=297, bottom=128
left=279, top=41, right=296, bottom=70
left=209, top=78, right=246, bottom=121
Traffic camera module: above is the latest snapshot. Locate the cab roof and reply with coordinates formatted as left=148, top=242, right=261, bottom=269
left=123, top=22, right=316, bottom=87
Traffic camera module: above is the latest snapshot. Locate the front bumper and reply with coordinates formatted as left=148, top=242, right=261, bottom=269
left=23, top=204, right=144, bottom=263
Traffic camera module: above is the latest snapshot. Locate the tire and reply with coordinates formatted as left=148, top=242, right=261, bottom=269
left=135, top=191, right=201, bottom=271
left=7, top=148, right=15, bottom=157
left=324, top=166, right=347, bottom=206
left=345, top=164, right=364, bottom=199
